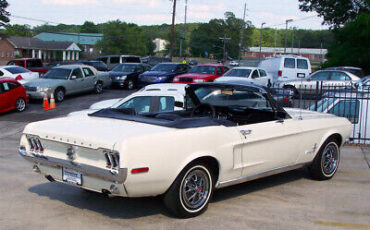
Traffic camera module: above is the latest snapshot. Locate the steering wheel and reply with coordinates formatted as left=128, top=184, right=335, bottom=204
left=190, top=103, right=216, bottom=118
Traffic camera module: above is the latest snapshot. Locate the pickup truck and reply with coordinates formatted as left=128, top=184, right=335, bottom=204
left=7, top=58, right=50, bottom=76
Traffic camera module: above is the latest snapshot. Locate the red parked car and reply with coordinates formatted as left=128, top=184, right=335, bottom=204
left=173, top=64, right=229, bottom=83
left=7, top=58, right=50, bottom=75
left=0, top=77, right=28, bottom=113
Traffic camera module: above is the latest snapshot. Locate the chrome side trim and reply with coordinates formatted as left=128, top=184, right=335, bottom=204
left=216, top=163, right=307, bottom=189
left=19, top=148, right=127, bottom=183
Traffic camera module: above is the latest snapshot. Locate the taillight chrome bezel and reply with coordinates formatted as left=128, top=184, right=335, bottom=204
left=26, top=135, right=44, bottom=155
left=103, top=150, right=120, bottom=171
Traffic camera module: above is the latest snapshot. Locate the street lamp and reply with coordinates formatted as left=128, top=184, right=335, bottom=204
left=284, top=19, right=293, bottom=54
left=259, top=22, right=266, bottom=61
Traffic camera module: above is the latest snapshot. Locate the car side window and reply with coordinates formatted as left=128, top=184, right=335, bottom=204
left=223, top=67, right=229, bottom=73
left=216, top=67, right=223, bottom=75
left=71, top=68, right=84, bottom=79
left=158, top=96, right=175, bottom=112
left=259, top=69, right=267, bottom=77
left=0, top=83, right=3, bottom=94
left=0, top=70, right=3, bottom=76
left=82, top=67, right=94, bottom=77
left=284, top=58, right=295, bottom=68
left=117, top=96, right=152, bottom=114
left=331, top=72, right=349, bottom=81
left=144, top=65, right=151, bottom=71
left=136, top=65, right=144, bottom=72
left=328, top=100, right=360, bottom=124
left=251, top=70, right=259, bottom=79
left=110, top=57, right=120, bottom=64
left=99, top=57, right=108, bottom=64
left=310, top=72, right=330, bottom=81
left=297, top=59, right=308, bottom=69
left=2, top=82, right=10, bottom=91
left=8, top=82, right=19, bottom=90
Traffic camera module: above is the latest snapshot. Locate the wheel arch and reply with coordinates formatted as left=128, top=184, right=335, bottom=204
left=55, top=86, right=66, bottom=94
left=314, top=132, right=344, bottom=159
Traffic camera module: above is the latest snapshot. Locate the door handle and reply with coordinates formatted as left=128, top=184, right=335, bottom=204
left=240, top=130, right=252, bottom=138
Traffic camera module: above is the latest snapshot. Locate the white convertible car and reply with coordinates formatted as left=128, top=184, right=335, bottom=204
left=19, top=82, right=351, bottom=218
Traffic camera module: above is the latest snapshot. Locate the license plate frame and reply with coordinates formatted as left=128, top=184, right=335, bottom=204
left=62, top=167, right=82, bottom=185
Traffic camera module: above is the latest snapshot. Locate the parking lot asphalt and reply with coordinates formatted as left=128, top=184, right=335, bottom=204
left=0, top=88, right=369, bottom=230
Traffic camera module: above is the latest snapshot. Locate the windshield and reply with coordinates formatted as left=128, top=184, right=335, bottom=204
left=223, top=69, right=252, bottom=77
left=308, top=97, right=335, bottom=112
left=4, top=66, right=30, bottom=74
left=188, top=66, right=216, bottom=74
left=43, top=69, right=71, bottom=80
left=112, top=64, right=137, bottom=72
left=151, top=64, right=177, bottom=72
left=192, top=86, right=272, bottom=110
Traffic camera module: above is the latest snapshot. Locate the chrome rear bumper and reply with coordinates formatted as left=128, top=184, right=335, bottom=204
left=19, top=147, right=127, bottom=183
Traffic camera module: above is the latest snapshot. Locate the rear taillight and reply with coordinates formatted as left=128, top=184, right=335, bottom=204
left=284, top=97, right=290, bottom=103
left=27, top=136, right=44, bottom=155
left=278, top=71, right=282, bottom=77
left=105, top=151, right=119, bottom=170
left=15, top=75, right=23, bottom=81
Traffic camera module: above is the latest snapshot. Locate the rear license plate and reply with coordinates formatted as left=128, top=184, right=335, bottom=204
left=62, top=168, right=82, bottom=185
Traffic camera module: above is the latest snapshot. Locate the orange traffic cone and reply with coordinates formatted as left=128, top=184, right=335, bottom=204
left=43, top=90, right=50, bottom=111
left=49, top=92, right=56, bottom=110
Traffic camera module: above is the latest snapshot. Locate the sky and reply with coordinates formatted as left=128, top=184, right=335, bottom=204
left=7, top=0, right=328, bottom=30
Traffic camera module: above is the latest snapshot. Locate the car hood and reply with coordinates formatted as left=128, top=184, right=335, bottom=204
left=89, top=98, right=123, bottom=109
left=109, top=71, right=133, bottom=77
left=23, top=115, right=173, bottom=150
left=140, top=71, right=172, bottom=77
left=24, top=78, right=65, bottom=88
left=284, top=108, right=336, bottom=120
left=177, top=73, right=214, bottom=79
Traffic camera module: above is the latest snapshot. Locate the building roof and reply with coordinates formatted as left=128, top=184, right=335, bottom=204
left=7, top=36, right=80, bottom=51
left=35, top=32, right=103, bottom=45
left=248, top=47, right=328, bottom=55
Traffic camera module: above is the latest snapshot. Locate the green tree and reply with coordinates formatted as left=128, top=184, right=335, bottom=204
left=299, top=0, right=370, bottom=27
left=189, top=12, right=253, bottom=59
left=80, top=21, right=99, bottom=33
left=323, top=13, right=370, bottom=74
left=0, top=0, right=9, bottom=27
left=96, top=20, right=151, bottom=56
left=4, top=24, right=33, bottom=36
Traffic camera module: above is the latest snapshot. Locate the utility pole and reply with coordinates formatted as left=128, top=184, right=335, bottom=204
left=274, top=28, right=277, bottom=55
left=170, top=0, right=177, bottom=61
left=284, top=19, right=293, bottom=54
left=219, top=36, right=231, bottom=63
left=291, top=27, right=295, bottom=54
left=238, top=2, right=247, bottom=63
left=259, top=22, right=266, bottom=61
left=179, top=0, right=188, bottom=58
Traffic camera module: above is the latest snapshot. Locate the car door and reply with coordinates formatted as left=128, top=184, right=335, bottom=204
left=69, top=68, right=85, bottom=93
left=258, top=69, right=270, bottom=86
left=250, top=69, right=260, bottom=84
left=328, top=71, right=352, bottom=88
left=296, top=59, right=309, bottom=79
left=282, top=57, right=296, bottom=80
left=0, top=82, right=13, bottom=111
left=82, top=67, right=97, bottom=91
left=232, top=93, right=302, bottom=176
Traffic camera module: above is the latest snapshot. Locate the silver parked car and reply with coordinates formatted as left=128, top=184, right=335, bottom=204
left=24, top=65, right=111, bottom=102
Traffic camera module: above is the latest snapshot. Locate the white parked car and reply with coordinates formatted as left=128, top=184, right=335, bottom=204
left=216, top=67, right=272, bottom=86
left=68, top=84, right=186, bottom=116
left=19, top=82, right=351, bottom=217
left=309, top=92, right=369, bottom=144
left=282, top=70, right=360, bottom=96
left=229, top=60, right=239, bottom=66
left=258, top=55, right=311, bottom=83
left=0, top=65, right=39, bottom=84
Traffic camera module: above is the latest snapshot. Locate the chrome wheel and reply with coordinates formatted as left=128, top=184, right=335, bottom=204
left=127, top=80, right=134, bottom=90
left=321, top=143, right=339, bottom=176
left=95, top=82, right=103, bottom=93
left=180, top=167, right=211, bottom=211
left=15, top=98, right=26, bottom=112
left=55, top=89, right=64, bottom=102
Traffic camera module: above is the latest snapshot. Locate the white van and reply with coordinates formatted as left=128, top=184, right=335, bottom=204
left=258, top=55, right=311, bottom=83
left=97, top=55, right=141, bottom=70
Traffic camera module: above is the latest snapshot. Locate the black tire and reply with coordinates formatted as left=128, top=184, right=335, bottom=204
left=94, top=82, right=103, bottom=94
left=309, top=138, right=340, bottom=180
left=163, top=163, right=214, bottom=218
left=126, top=80, right=135, bottom=90
left=15, top=98, right=26, bottom=112
left=54, top=88, right=65, bottom=102
left=284, top=85, right=300, bottom=98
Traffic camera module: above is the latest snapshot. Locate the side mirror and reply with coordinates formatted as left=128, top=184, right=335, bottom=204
left=174, top=101, right=184, bottom=108
left=71, top=75, right=77, bottom=80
